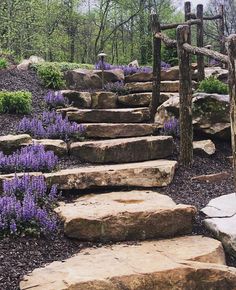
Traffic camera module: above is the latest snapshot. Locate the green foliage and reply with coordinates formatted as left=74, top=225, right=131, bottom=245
left=0, top=91, right=32, bottom=114
left=31, top=62, right=94, bottom=72
left=0, top=58, right=8, bottom=69
left=37, top=63, right=65, bottom=89
left=198, top=76, right=228, bottom=94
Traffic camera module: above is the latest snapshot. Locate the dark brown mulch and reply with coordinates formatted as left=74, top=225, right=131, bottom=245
left=0, top=68, right=47, bottom=136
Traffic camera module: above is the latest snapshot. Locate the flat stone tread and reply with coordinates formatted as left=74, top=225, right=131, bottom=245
left=55, top=190, right=191, bottom=219
left=20, top=236, right=227, bottom=290
left=45, top=159, right=177, bottom=175
left=71, top=135, right=171, bottom=147
left=67, top=107, right=150, bottom=112
left=205, top=215, right=236, bottom=235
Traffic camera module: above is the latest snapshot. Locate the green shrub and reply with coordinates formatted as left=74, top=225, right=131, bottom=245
left=0, top=58, right=8, bottom=69
left=31, top=62, right=94, bottom=72
left=37, top=63, right=65, bottom=89
left=0, top=91, right=32, bottom=114
left=198, top=76, right=228, bottom=94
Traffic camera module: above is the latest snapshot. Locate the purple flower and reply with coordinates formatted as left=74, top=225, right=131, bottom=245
left=0, top=175, right=58, bottom=236
left=45, top=91, right=69, bottom=108
left=17, top=111, right=85, bottom=141
left=0, top=144, right=58, bottom=174
left=161, top=118, right=180, bottom=137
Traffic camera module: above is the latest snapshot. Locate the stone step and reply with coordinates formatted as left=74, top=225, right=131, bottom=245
left=83, top=123, right=160, bottom=139
left=64, top=107, right=150, bottom=123
left=56, top=190, right=196, bottom=241
left=20, top=236, right=236, bottom=290
left=125, top=81, right=180, bottom=93
left=70, top=136, right=173, bottom=164
left=45, top=160, right=177, bottom=190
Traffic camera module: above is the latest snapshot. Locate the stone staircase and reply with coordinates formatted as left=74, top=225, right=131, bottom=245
left=18, top=75, right=236, bottom=289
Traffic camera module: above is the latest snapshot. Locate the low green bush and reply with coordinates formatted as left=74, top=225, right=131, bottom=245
left=37, top=63, right=65, bottom=89
left=198, top=76, right=228, bottom=94
left=0, top=58, right=8, bottom=69
left=0, top=91, right=32, bottom=114
left=31, top=62, right=94, bottom=72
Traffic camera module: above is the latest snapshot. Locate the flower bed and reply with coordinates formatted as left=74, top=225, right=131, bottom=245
left=0, top=144, right=58, bottom=174
left=0, top=174, right=58, bottom=237
left=17, top=111, right=84, bottom=141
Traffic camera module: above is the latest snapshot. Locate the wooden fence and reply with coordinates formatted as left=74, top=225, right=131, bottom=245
left=150, top=2, right=236, bottom=187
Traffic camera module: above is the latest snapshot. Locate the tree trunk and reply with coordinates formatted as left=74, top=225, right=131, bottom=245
left=177, top=25, right=193, bottom=167
left=226, top=34, right=236, bottom=187
left=197, top=4, right=205, bottom=81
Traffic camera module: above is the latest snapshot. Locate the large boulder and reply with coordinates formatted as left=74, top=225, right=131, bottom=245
left=0, top=134, right=32, bottom=154
left=201, top=193, right=236, bottom=257
left=125, top=81, right=180, bottom=93
left=64, top=69, right=102, bottom=90
left=45, top=160, right=178, bottom=190
left=60, top=90, right=91, bottom=108
left=70, top=136, right=174, bottom=164
left=91, top=91, right=118, bottom=109
left=199, top=67, right=228, bottom=82
left=155, top=93, right=230, bottom=139
left=17, top=55, right=44, bottom=70
left=20, top=236, right=236, bottom=290
left=56, top=190, right=196, bottom=241
left=93, top=69, right=124, bottom=82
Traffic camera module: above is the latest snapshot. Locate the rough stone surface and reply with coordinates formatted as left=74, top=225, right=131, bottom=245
left=118, top=92, right=151, bottom=107
left=60, top=90, right=91, bottom=108
left=125, top=81, right=180, bottom=93
left=155, top=93, right=230, bottom=139
left=67, top=107, right=151, bottom=123
left=202, top=67, right=228, bottom=82
left=93, top=69, right=124, bottom=82
left=193, top=140, right=216, bottom=156
left=0, top=134, right=32, bottom=154
left=45, top=160, right=178, bottom=190
left=83, top=123, right=159, bottom=139
left=202, top=193, right=236, bottom=257
left=70, top=136, right=174, bottom=164
left=56, top=190, right=196, bottom=241
left=31, top=139, right=68, bottom=156
left=17, top=56, right=44, bottom=70
left=20, top=236, right=234, bottom=290
left=64, top=69, right=102, bottom=90
left=125, top=72, right=153, bottom=83
left=91, top=91, right=117, bottom=109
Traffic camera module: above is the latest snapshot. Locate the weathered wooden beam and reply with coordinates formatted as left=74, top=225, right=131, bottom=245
left=184, top=2, right=192, bottom=44
left=226, top=34, right=236, bottom=187
left=150, top=13, right=161, bottom=121
left=155, top=32, right=177, bottom=48
left=203, top=14, right=222, bottom=20
left=177, top=25, right=193, bottom=167
left=160, top=19, right=201, bottom=31
left=219, top=5, right=225, bottom=55
left=183, top=43, right=229, bottom=64
left=197, top=4, right=205, bottom=81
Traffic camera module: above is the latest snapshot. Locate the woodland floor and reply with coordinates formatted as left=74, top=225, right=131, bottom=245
left=0, top=69, right=235, bottom=290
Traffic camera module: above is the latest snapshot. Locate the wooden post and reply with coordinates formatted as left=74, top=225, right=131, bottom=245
left=150, top=12, right=161, bottom=121
left=197, top=4, right=205, bottom=81
left=184, top=2, right=191, bottom=44
left=177, top=25, right=193, bottom=167
left=219, top=5, right=225, bottom=55
left=226, top=35, right=236, bottom=187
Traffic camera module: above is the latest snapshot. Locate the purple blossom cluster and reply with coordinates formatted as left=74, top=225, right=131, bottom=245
left=162, top=117, right=179, bottom=137
left=0, top=175, right=58, bottom=236
left=17, top=111, right=84, bottom=141
left=161, top=61, right=171, bottom=70
left=95, top=61, right=152, bottom=76
left=45, top=91, right=69, bottom=109
left=95, top=60, right=171, bottom=75
left=104, top=81, right=129, bottom=95
left=0, top=144, right=58, bottom=174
